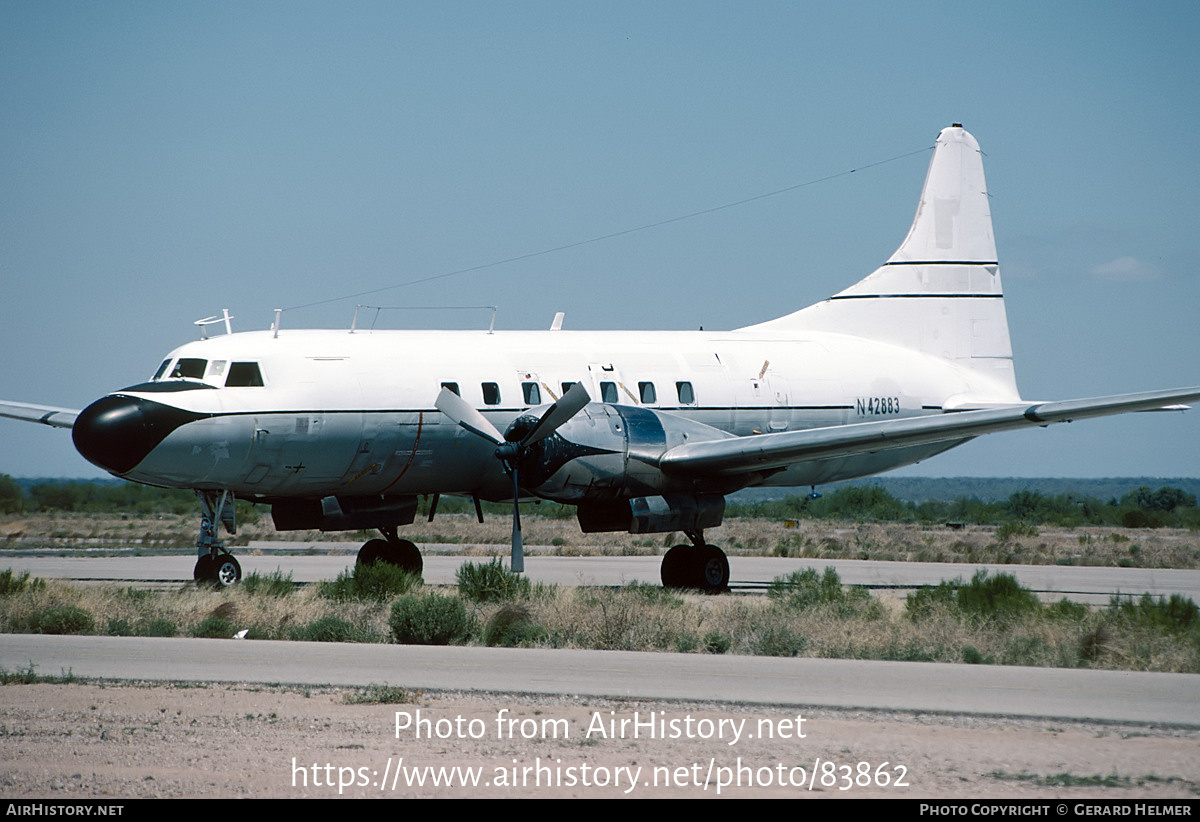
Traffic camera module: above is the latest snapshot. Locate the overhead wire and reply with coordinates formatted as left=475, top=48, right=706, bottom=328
left=282, top=144, right=934, bottom=314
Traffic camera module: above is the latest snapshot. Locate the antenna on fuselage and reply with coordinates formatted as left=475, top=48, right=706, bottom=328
left=194, top=308, right=234, bottom=340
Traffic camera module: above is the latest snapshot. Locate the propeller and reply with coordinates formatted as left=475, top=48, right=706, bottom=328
left=435, top=382, right=591, bottom=572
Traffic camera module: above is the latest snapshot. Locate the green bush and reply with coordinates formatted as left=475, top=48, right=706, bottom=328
left=961, top=645, right=991, bottom=665
left=625, top=581, right=684, bottom=607
left=137, top=617, right=178, bottom=637
left=751, top=624, right=807, bottom=657
left=240, top=569, right=295, bottom=598
left=1046, top=599, right=1089, bottom=621
left=702, top=631, right=731, bottom=654
left=767, top=568, right=836, bottom=610
left=290, top=616, right=375, bottom=643
left=0, top=569, right=44, bottom=596
left=456, top=558, right=531, bottom=603
left=995, top=520, right=1039, bottom=542
left=389, top=594, right=476, bottom=645
left=193, top=615, right=235, bottom=638
left=1108, top=594, right=1199, bottom=633
left=107, top=616, right=178, bottom=637
left=319, top=563, right=421, bottom=603
left=482, top=604, right=546, bottom=647
left=768, top=567, right=880, bottom=619
left=106, top=618, right=134, bottom=636
left=955, top=570, right=1041, bottom=622
left=26, top=605, right=94, bottom=635
left=906, top=580, right=959, bottom=620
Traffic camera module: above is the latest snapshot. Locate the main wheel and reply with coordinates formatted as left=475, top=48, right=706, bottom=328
left=661, top=544, right=692, bottom=589
left=213, top=554, right=242, bottom=587
left=385, top=538, right=423, bottom=576
left=696, top=544, right=729, bottom=594
left=357, top=537, right=423, bottom=576
left=356, top=538, right=389, bottom=568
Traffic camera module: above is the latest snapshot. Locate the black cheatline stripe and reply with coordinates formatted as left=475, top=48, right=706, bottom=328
left=883, top=260, right=998, bottom=266
left=828, top=293, right=1003, bottom=300
left=154, top=404, right=862, bottom=421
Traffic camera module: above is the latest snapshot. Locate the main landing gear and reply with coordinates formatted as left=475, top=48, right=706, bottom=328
left=356, top=526, right=423, bottom=576
left=660, top=531, right=729, bottom=594
left=193, top=490, right=242, bottom=587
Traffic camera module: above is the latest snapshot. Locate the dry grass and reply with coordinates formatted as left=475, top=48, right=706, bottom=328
left=2, top=572, right=1197, bottom=672
left=0, top=578, right=393, bottom=642
left=4, top=512, right=1199, bottom=570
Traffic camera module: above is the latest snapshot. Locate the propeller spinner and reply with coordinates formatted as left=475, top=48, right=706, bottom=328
left=435, top=383, right=591, bottom=572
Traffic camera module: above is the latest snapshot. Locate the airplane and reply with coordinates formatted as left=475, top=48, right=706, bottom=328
left=2, top=124, right=1197, bottom=592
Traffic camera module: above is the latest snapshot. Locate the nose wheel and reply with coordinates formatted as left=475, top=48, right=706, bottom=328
left=194, top=552, right=242, bottom=587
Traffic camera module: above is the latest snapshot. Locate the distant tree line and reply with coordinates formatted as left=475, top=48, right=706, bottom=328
left=2, top=474, right=1197, bottom=529
left=0, top=475, right=196, bottom=516
left=725, top=484, right=1200, bottom=529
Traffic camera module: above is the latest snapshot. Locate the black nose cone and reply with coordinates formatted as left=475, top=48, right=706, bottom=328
left=72, top=395, right=199, bottom=475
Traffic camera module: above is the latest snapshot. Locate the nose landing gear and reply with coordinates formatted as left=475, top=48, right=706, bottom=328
left=193, top=490, right=242, bottom=587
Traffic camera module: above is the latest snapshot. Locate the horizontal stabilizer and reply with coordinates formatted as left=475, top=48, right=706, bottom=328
left=658, top=386, right=1200, bottom=477
left=0, top=400, right=79, bottom=429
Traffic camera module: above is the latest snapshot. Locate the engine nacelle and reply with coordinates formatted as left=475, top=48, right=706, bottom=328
left=509, top=403, right=739, bottom=503
left=577, top=492, right=726, bottom=534
left=271, top=494, right=418, bottom=532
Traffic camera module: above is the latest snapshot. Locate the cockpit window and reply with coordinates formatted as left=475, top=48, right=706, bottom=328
left=153, top=360, right=171, bottom=381
left=171, top=358, right=207, bottom=379
left=225, top=362, right=264, bottom=387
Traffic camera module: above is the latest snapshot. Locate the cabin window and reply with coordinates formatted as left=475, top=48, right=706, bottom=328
left=600, top=381, right=618, bottom=403
left=676, top=381, right=695, bottom=404
left=152, top=360, right=171, bottom=381
left=226, top=362, right=264, bottom=387
left=441, top=382, right=460, bottom=396
left=522, top=382, right=541, bottom=405
left=561, top=381, right=578, bottom=397
left=482, top=382, right=501, bottom=405
left=171, top=358, right=207, bottom=379
left=639, top=381, right=657, bottom=403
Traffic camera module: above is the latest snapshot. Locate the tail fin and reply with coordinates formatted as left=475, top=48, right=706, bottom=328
left=743, top=125, right=1020, bottom=401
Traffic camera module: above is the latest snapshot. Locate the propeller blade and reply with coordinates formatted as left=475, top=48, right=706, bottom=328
left=520, top=381, right=591, bottom=447
left=510, top=466, right=524, bottom=573
left=434, top=387, right=504, bottom=445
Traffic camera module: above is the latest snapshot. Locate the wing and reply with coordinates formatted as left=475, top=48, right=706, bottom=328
left=658, top=387, right=1200, bottom=477
left=0, top=400, right=80, bottom=429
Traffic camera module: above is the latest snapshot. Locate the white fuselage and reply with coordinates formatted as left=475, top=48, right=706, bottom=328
left=115, top=325, right=995, bottom=501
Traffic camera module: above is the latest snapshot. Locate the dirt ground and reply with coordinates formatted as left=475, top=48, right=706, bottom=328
left=1, top=681, right=1197, bottom=799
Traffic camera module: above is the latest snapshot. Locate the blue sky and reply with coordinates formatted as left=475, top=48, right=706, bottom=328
left=2, top=1, right=1198, bottom=479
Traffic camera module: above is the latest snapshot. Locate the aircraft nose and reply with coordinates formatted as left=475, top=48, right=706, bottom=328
left=72, top=395, right=198, bottom=475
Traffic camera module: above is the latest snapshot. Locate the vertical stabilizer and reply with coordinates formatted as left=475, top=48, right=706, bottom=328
left=743, top=125, right=1020, bottom=401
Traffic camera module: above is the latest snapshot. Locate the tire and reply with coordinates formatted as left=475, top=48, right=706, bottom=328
left=383, top=538, right=423, bottom=576
left=193, top=555, right=216, bottom=584
left=660, top=544, right=691, bottom=589
left=696, top=545, right=729, bottom=594
left=356, top=538, right=389, bottom=568
left=213, top=554, right=242, bottom=587
left=357, top=537, right=423, bottom=576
